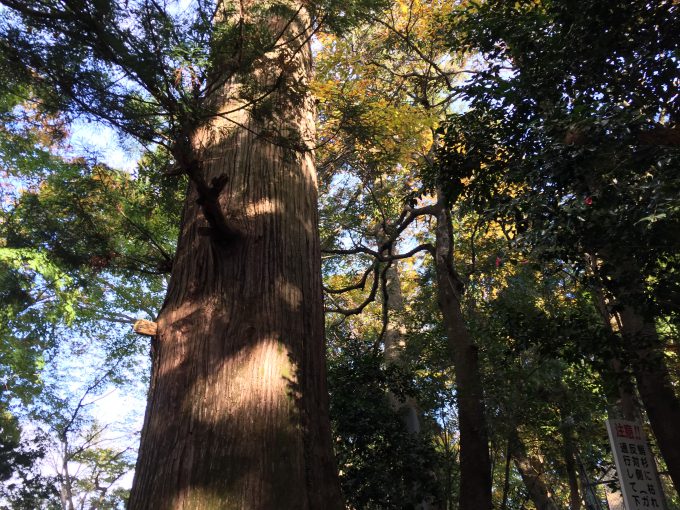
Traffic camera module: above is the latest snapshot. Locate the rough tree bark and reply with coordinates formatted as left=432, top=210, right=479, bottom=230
left=128, top=4, right=343, bottom=508
left=433, top=195, right=493, bottom=510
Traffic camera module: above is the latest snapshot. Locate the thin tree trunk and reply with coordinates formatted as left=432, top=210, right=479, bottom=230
left=500, top=441, right=512, bottom=510
left=128, top=5, right=342, bottom=508
left=562, top=427, right=581, bottom=510
left=60, top=454, right=75, bottom=510
left=591, top=277, right=638, bottom=421
left=381, top=256, right=441, bottom=509
left=433, top=196, right=492, bottom=510
left=508, top=430, right=559, bottom=510
left=576, top=456, right=601, bottom=510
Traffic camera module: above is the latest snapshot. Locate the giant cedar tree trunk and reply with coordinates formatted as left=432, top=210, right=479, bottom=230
left=128, top=5, right=343, bottom=509
left=433, top=198, right=493, bottom=510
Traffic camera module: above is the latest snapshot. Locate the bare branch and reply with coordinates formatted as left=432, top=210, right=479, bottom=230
left=370, top=15, right=454, bottom=90
left=322, top=245, right=379, bottom=257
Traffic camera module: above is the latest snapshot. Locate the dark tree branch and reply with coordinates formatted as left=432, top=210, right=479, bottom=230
left=189, top=165, right=242, bottom=242
left=325, top=264, right=380, bottom=316
left=323, top=262, right=376, bottom=294
left=322, top=245, right=379, bottom=257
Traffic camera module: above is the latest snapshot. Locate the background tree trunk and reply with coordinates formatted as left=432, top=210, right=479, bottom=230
left=562, top=429, right=581, bottom=510
left=591, top=253, right=680, bottom=492
left=129, top=5, right=343, bottom=509
left=381, top=258, right=420, bottom=435
left=433, top=197, right=493, bottom=510
left=508, top=430, right=559, bottom=510
left=591, top=279, right=638, bottom=422
left=381, top=256, right=440, bottom=509
left=619, top=305, right=680, bottom=493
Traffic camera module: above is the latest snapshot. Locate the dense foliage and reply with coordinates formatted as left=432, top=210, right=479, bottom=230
left=0, top=0, right=679, bottom=508
left=437, top=0, right=680, bottom=317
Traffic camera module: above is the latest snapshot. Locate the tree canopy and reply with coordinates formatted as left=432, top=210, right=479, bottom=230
left=1, top=0, right=679, bottom=509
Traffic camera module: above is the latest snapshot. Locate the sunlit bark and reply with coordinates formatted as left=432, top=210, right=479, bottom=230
left=128, top=4, right=343, bottom=508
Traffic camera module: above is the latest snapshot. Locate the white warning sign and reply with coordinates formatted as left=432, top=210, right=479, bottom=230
left=606, top=419, right=667, bottom=510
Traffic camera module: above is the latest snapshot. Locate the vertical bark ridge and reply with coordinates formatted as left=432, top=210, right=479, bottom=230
left=129, top=5, right=342, bottom=509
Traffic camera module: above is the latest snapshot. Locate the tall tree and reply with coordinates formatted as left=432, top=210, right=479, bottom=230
left=128, top=4, right=344, bottom=507
left=437, top=0, right=680, bottom=493
left=432, top=196, right=493, bottom=510
left=0, top=0, right=388, bottom=506
left=314, top=2, right=496, bottom=505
